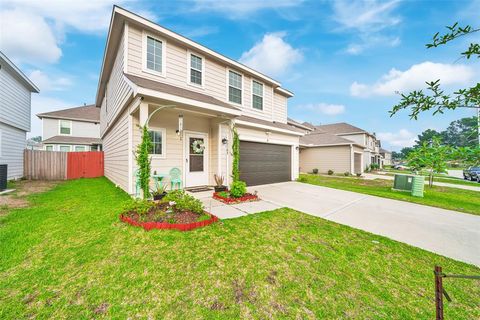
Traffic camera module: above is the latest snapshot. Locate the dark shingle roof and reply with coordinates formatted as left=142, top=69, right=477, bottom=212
left=37, top=105, right=99, bottom=122
left=300, top=131, right=360, bottom=146
left=125, top=74, right=240, bottom=112
left=236, top=115, right=305, bottom=134
left=315, top=122, right=369, bottom=135
left=42, top=136, right=102, bottom=145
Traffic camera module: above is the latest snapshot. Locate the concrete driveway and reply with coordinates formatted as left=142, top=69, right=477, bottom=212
left=250, top=182, right=480, bottom=266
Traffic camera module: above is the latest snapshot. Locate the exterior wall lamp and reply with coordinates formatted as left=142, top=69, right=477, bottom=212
left=222, top=138, right=228, bottom=145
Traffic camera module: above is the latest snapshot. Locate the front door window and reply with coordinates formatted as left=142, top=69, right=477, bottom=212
left=189, top=138, right=204, bottom=172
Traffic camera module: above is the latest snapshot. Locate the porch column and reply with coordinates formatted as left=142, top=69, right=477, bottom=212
left=139, top=101, right=148, bottom=127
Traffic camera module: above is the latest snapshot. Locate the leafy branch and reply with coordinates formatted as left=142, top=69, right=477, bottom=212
left=427, top=22, right=480, bottom=59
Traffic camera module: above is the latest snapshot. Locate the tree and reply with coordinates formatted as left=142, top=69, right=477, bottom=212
left=400, top=147, right=414, bottom=160
left=442, top=116, right=478, bottom=147
left=231, top=128, right=240, bottom=182
left=30, top=136, right=42, bottom=142
left=390, top=23, right=479, bottom=143
left=407, top=138, right=451, bottom=187
left=453, top=146, right=480, bottom=167
left=135, top=125, right=152, bottom=199
left=392, top=151, right=402, bottom=160
left=415, top=129, right=442, bottom=147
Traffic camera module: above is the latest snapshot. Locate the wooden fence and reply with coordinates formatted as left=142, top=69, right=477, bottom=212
left=24, top=150, right=104, bottom=180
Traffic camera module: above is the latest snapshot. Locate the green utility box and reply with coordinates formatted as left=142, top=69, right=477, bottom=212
left=393, top=174, right=414, bottom=191
left=411, top=175, right=425, bottom=197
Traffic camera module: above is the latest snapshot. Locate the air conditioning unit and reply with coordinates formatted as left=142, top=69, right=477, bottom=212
left=393, top=174, right=414, bottom=192
left=0, top=164, right=7, bottom=191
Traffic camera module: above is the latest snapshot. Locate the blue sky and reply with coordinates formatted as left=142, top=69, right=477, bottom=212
left=1, top=0, right=479, bottom=150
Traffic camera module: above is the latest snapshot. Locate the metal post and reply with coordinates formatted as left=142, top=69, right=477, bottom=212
left=435, top=266, right=444, bottom=320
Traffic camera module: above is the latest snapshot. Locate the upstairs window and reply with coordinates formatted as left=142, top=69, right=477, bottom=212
left=59, top=120, right=71, bottom=135
left=146, top=35, right=164, bottom=74
left=228, top=70, right=242, bottom=105
left=252, top=80, right=263, bottom=110
left=189, top=53, right=203, bottom=86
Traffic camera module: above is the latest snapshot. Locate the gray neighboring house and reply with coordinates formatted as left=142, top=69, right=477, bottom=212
left=380, top=148, right=392, bottom=166
left=37, top=105, right=102, bottom=152
left=0, top=51, right=39, bottom=180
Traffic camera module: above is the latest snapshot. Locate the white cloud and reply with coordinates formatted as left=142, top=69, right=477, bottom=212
left=350, top=61, right=475, bottom=97
left=0, top=9, right=62, bottom=64
left=332, top=0, right=402, bottom=54
left=29, top=70, right=73, bottom=92
left=239, top=32, right=302, bottom=78
left=377, top=129, right=416, bottom=148
left=192, top=0, right=304, bottom=18
left=296, top=103, right=346, bottom=116
left=0, top=1, right=154, bottom=65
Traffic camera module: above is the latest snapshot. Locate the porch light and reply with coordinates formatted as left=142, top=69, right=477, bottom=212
left=222, top=138, right=228, bottom=145
left=176, top=114, right=184, bottom=138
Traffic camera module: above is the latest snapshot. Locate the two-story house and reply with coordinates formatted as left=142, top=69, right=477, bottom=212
left=0, top=51, right=39, bottom=180
left=95, top=6, right=303, bottom=195
left=37, top=104, right=102, bottom=152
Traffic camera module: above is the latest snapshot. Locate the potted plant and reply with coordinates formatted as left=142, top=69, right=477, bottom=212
left=152, top=184, right=167, bottom=201
left=213, top=174, right=227, bottom=192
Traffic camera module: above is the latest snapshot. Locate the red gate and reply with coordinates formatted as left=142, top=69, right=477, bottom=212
left=67, top=152, right=104, bottom=179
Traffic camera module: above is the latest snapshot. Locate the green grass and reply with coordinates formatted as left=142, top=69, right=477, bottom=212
left=299, top=174, right=480, bottom=216
left=1, top=178, right=479, bottom=319
left=378, top=172, right=479, bottom=187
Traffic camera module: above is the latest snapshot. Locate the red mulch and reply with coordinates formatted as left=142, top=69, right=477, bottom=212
left=213, top=192, right=259, bottom=204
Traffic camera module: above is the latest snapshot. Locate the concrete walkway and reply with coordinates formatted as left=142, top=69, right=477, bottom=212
left=364, top=173, right=480, bottom=192
left=190, top=190, right=281, bottom=219
left=250, top=182, right=480, bottom=266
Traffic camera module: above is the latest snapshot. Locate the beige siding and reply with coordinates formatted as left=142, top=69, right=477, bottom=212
left=272, top=92, right=287, bottom=123
left=299, top=146, right=352, bottom=174
left=338, top=133, right=365, bottom=147
left=0, top=122, right=26, bottom=179
left=42, top=118, right=100, bottom=140
left=103, top=107, right=130, bottom=192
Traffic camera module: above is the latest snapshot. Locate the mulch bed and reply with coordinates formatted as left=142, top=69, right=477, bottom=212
left=213, top=192, right=259, bottom=204
left=120, top=202, right=218, bottom=231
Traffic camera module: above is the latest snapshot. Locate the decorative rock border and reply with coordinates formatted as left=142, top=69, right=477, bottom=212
left=213, top=192, right=259, bottom=204
left=120, top=213, right=219, bottom=232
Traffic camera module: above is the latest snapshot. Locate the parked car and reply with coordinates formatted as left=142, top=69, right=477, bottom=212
left=393, top=163, right=409, bottom=170
left=463, top=167, right=480, bottom=181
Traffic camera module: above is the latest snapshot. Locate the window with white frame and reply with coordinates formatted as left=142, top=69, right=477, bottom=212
left=59, top=120, right=71, bottom=135
left=59, top=145, right=71, bottom=152
left=148, top=128, right=166, bottom=156
left=189, top=53, right=203, bottom=86
left=45, top=145, right=54, bottom=151
left=228, top=70, right=242, bottom=104
left=74, top=146, right=86, bottom=152
left=146, top=36, right=163, bottom=73
left=252, top=80, right=263, bottom=110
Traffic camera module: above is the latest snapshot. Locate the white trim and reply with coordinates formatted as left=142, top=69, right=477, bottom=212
left=300, top=143, right=363, bottom=148
left=148, top=126, right=167, bottom=159
left=44, top=144, right=54, bottom=151
left=59, top=145, right=71, bottom=152
left=142, top=30, right=167, bottom=78
left=37, top=115, right=99, bottom=123
left=128, top=112, right=133, bottom=195
left=275, top=87, right=294, bottom=97
left=58, top=120, right=72, bottom=136
left=251, top=79, right=265, bottom=111
left=137, top=87, right=242, bottom=116
left=187, top=50, right=205, bottom=89
left=226, top=68, right=244, bottom=107
left=235, top=119, right=304, bottom=136
left=124, top=22, right=129, bottom=73
left=74, top=145, right=88, bottom=152
left=0, top=51, right=39, bottom=92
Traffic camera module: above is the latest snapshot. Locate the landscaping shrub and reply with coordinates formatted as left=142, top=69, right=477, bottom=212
left=163, top=190, right=204, bottom=214
left=312, top=168, right=318, bottom=174
left=122, top=199, right=155, bottom=215
left=356, top=173, right=362, bottom=177
left=230, top=180, right=247, bottom=198
left=344, top=172, right=350, bottom=176
left=327, top=170, right=334, bottom=175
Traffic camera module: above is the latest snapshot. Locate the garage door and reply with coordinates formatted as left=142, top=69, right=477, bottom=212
left=239, top=141, right=291, bottom=186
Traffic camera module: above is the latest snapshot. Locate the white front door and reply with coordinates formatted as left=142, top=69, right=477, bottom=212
left=184, top=132, right=208, bottom=187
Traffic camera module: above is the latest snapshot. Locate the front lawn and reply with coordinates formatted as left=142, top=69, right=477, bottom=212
left=1, top=178, right=479, bottom=319
left=298, top=174, right=480, bottom=216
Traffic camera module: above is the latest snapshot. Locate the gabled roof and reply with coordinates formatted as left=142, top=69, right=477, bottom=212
left=96, top=5, right=293, bottom=106
left=300, top=130, right=362, bottom=147
left=0, top=51, right=39, bottom=93
left=315, top=122, right=371, bottom=135
left=42, top=136, right=102, bottom=145
left=125, top=74, right=240, bottom=112
left=37, top=105, right=100, bottom=122
left=379, top=148, right=391, bottom=154
left=287, top=118, right=314, bottom=131
left=236, top=115, right=305, bottom=135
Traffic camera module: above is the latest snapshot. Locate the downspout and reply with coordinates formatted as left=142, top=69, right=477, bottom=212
left=350, top=144, right=354, bottom=174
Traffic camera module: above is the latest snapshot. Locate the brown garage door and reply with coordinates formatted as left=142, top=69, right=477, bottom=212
left=239, top=141, right=291, bottom=186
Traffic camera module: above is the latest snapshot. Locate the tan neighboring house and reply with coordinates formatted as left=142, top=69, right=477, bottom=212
left=95, top=6, right=303, bottom=195
left=37, top=105, right=102, bottom=152
left=380, top=148, right=392, bottom=166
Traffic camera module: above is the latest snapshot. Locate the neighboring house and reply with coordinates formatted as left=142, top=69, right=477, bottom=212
left=37, top=105, right=102, bottom=152
left=380, top=148, right=392, bottom=166
left=0, top=51, right=39, bottom=179
left=95, top=6, right=303, bottom=195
